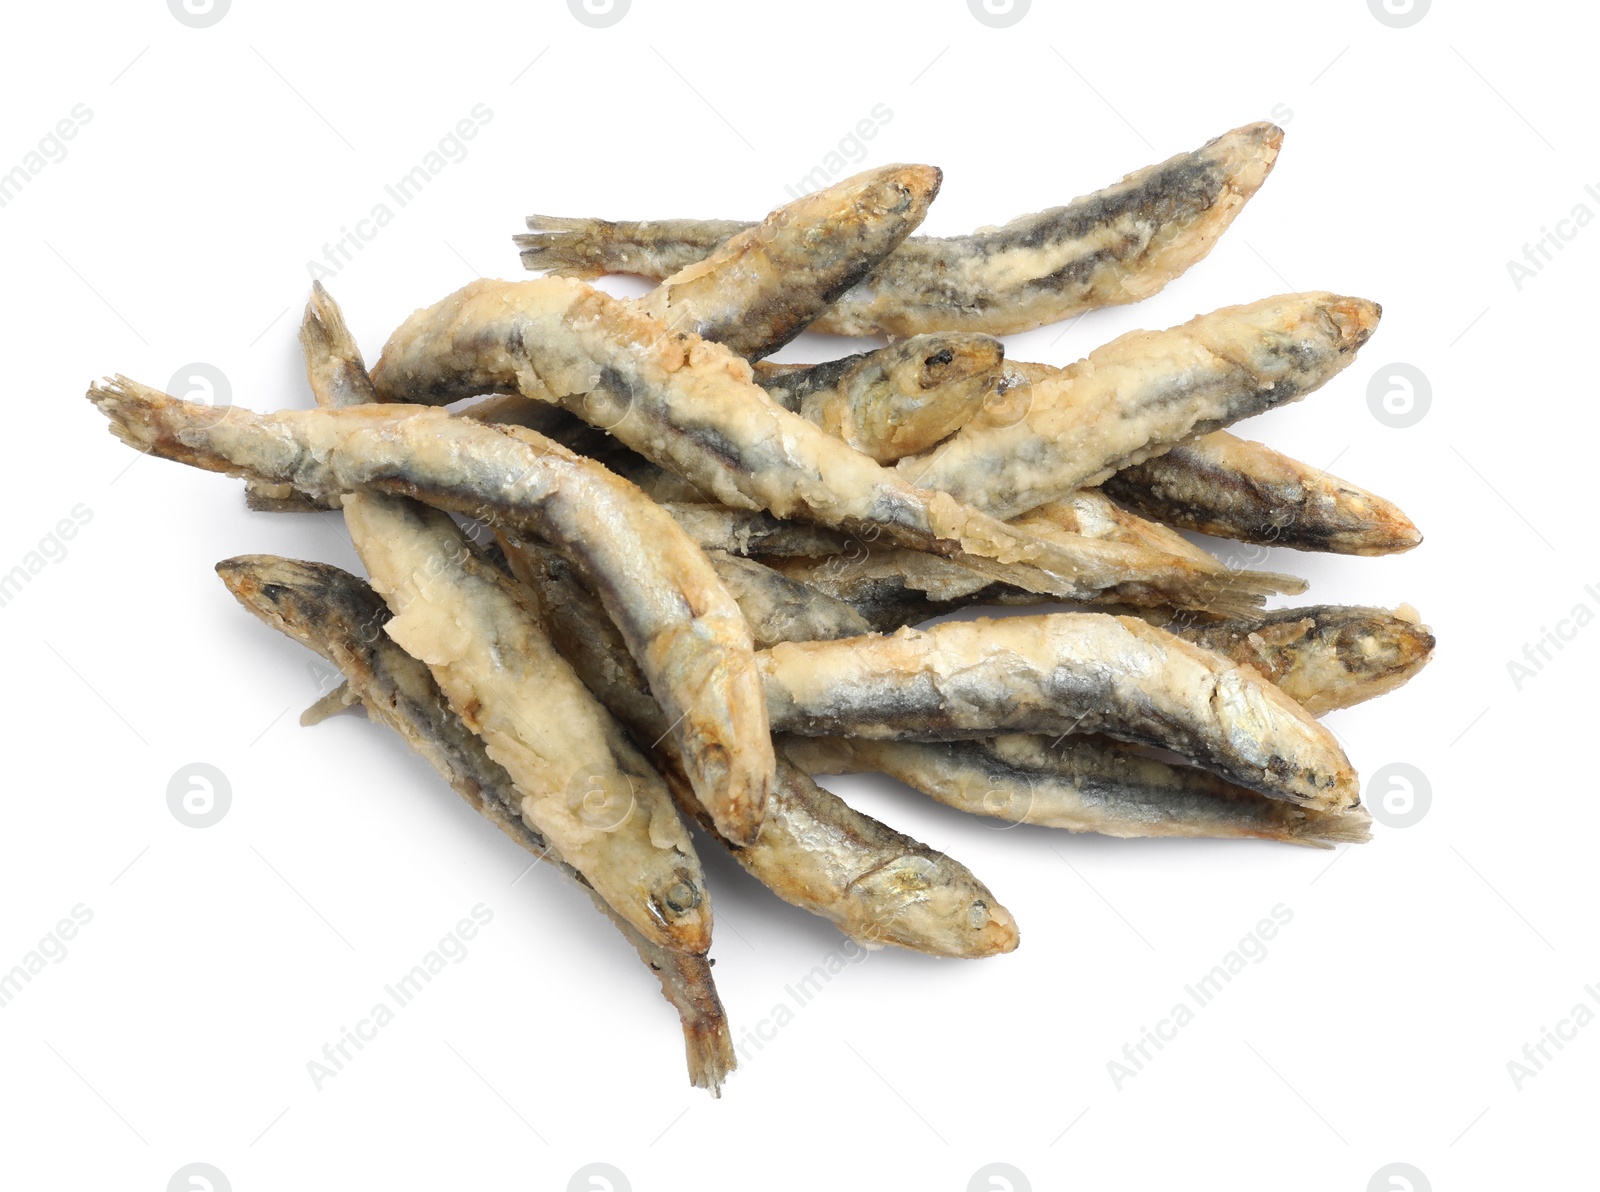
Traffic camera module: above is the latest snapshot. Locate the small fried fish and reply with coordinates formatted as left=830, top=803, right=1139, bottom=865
left=758, top=614, right=1359, bottom=811
left=517, top=122, right=1284, bottom=338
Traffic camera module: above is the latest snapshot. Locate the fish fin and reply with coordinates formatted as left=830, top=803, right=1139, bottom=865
left=245, top=479, right=332, bottom=514
left=301, top=682, right=360, bottom=726
left=514, top=215, right=616, bottom=278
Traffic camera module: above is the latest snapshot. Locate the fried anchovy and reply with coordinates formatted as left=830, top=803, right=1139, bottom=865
left=1159, top=604, right=1436, bottom=717
left=767, top=488, right=1307, bottom=631
left=753, top=333, right=1005, bottom=462
left=1102, top=430, right=1423, bottom=555
left=703, top=549, right=872, bottom=647
left=85, top=378, right=774, bottom=846
left=503, top=536, right=1019, bottom=958
left=215, top=555, right=735, bottom=1093
left=783, top=735, right=1371, bottom=849
left=371, top=276, right=1276, bottom=607
left=898, top=294, right=1381, bottom=520
left=345, top=494, right=713, bottom=954
left=518, top=122, right=1283, bottom=337
left=758, top=615, right=1358, bottom=810
left=637, top=163, right=940, bottom=359
left=668, top=500, right=1292, bottom=620
left=780, top=608, right=1432, bottom=843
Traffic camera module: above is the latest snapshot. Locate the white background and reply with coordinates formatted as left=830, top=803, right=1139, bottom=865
left=1, top=1, right=1594, bottom=1189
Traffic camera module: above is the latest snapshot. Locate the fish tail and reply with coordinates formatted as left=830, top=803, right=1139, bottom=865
left=681, top=998, right=738, bottom=1098
left=86, top=374, right=171, bottom=454
left=1282, top=805, right=1373, bottom=849
left=1176, top=568, right=1309, bottom=619
left=514, top=215, right=619, bottom=278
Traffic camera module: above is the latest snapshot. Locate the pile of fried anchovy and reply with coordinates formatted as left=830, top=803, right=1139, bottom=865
left=87, top=122, right=1432, bottom=1094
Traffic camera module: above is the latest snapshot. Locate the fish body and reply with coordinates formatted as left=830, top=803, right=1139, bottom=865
left=518, top=123, right=1284, bottom=337
left=758, top=614, right=1359, bottom=811
left=784, top=735, right=1370, bottom=848
left=640, top=163, right=941, bottom=359
left=345, top=494, right=713, bottom=955
left=1103, top=430, right=1423, bottom=555
left=897, top=293, right=1382, bottom=520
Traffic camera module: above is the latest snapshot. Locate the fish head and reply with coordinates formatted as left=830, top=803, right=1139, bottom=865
left=846, top=853, right=1019, bottom=959
left=859, top=333, right=1007, bottom=460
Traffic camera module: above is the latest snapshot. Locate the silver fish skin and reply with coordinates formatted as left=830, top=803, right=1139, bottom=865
left=753, top=333, right=1006, bottom=462
left=345, top=493, right=714, bottom=956
left=783, top=735, right=1371, bottom=849
left=502, top=536, right=1019, bottom=959
left=518, top=122, right=1284, bottom=338
left=367, top=275, right=1256, bottom=607
left=1162, top=604, right=1436, bottom=717
left=897, top=294, right=1382, bottom=520
left=765, top=484, right=1309, bottom=631
left=85, top=377, right=775, bottom=847
left=758, top=614, right=1359, bottom=811
left=638, top=164, right=941, bottom=360
left=1102, top=430, right=1424, bottom=556
left=214, top=554, right=736, bottom=1095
